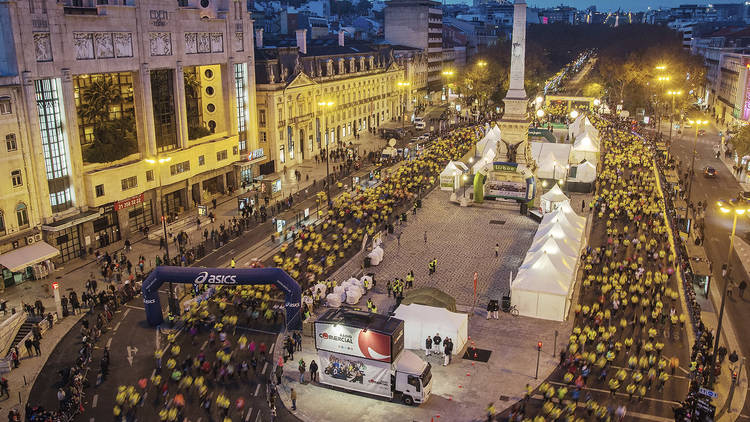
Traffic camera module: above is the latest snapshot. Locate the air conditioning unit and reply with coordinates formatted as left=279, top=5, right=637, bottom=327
left=26, top=236, right=35, bottom=245
left=34, top=234, right=42, bottom=242
left=198, top=0, right=218, bottom=19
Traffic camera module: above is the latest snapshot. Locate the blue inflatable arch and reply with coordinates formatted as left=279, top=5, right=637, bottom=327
left=142, top=266, right=302, bottom=331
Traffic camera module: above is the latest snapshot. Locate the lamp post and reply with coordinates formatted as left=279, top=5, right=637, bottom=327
left=145, top=156, right=176, bottom=313
left=536, top=108, right=545, bottom=126
left=655, top=74, right=670, bottom=135
left=318, top=101, right=335, bottom=200
left=684, top=119, right=709, bottom=224
left=397, top=81, right=411, bottom=130
left=712, top=199, right=749, bottom=384
left=442, top=70, right=455, bottom=103
left=593, top=98, right=601, bottom=114
left=666, top=90, right=682, bottom=146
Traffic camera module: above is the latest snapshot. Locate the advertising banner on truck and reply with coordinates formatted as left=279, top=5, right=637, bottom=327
left=318, top=350, right=392, bottom=398
left=315, top=322, right=398, bottom=363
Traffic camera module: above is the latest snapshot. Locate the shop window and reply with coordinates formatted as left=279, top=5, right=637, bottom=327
left=128, top=199, right=154, bottom=230
left=0, top=97, right=11, bottom=115
left=11, top=170, right=22, bottom=187
left=55, top=226, right=81, bottom=263
left=198, top=155, right=205, bottom=166
left=146, top=170, right=154, bottom=181
left=279, top=145, right=285, bottom=163
left=121, top=176, right=137, bottom=191
left=5, top=133, right=17, bottom=151
left=258, top=110, right=266, bottom=127
left=0, top=212, right=5, bottom=235
left=16, top=203, right=28, bottom=227
left=216, top=150, right=228, bottom=161
left=95, top=184, right=105, bottom=197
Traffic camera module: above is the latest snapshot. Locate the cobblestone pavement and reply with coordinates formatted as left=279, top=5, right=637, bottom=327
left=370, top=191, right=539, bottom=308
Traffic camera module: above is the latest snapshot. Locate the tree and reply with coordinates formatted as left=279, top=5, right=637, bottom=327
left=78, top=77, right=122, bottom=127
left=78, top=76, right=137, bottom=163
left=732, top=125, right=750, bottom=158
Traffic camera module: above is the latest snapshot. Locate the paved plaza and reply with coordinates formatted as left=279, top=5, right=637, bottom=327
left=275, top=188, right=576, bottom=421
left=372, top=190, right=540, bottom=309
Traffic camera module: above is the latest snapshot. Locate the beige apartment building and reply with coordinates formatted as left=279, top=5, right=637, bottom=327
left=0, top=0, right=259, bottom=286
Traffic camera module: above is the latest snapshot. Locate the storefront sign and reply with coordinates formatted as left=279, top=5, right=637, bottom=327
left=115, top=193, right=145, bottom=211
left=492, top=162, right=518, bottom=173
left=248, top=148, right=265, bottom=162
left=317, top=350, right=392, bottom=398
left=197, top=205, right=207, bottom=216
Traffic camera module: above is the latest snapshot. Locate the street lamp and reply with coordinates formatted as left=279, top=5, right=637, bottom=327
left=536, top=109, right=545, bottom=119
left=145, top=156, right=177, bottom=314
left=666, top=90, right=683, bottom=146
left=684, top=119, right=709, bottom=224
left=442, top=70, right=455, bottom=102
left=570, top=109, right=579, bottom=120
left=655, top=65, right=667, bottom=71
left=318, top=101, right=335, bottom=200
left=397, top=81, right=411, bottom=130
left=712, top=199, right=749, bottom=383
left=655, top=76, right=670, bottom=135
left=476, top=60, right=487, bottom=68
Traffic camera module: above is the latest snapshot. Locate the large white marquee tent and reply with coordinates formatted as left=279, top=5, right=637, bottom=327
left=393, top=303, right=469, bottom=354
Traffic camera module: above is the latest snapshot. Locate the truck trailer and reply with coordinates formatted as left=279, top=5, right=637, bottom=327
left=314, top=309, right=432, bottom=405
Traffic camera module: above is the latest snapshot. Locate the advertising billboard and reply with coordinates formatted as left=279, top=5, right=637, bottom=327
left=315, top=322, right=395, bottom=363
left=484, top=180, right=527, bottom=200
left=318, top=350, right=392, bottom=398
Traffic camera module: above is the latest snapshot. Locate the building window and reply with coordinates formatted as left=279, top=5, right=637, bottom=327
left=95, top=184, right=105, bottom=197
left=260, top=131, right=267, bottom=143
left=0, top=212, right=5, bottom=236
left=121, top=176, right=137, bottom=191
left=198, top=155, right=205, bottom=166
left=35, top=78, right=73, bottom=213
left=234, top=63, right=248, bottom=152
left=128, top=199, right=154, bottom=231
left=74, top=72, right=135, bottom=146
left=146, top=170, right=154, bottom=181
left=9, top=169, right=23, bottom=188
left=16, top=203, right=28, bottom=227
left=151, top=69, right=178, bottom=152
left=233, top=146, right=238, bottom=155
left=5, top=134, right=17, bottom=151
left=258, top=110, right=266, bottom=127
left=170, top=160, right=190, bottom=175
left=279, top=145, right=285, bottom=163
left=216, top=150, right=228, bottom=161
left=0, top=97, right=11, bottom=114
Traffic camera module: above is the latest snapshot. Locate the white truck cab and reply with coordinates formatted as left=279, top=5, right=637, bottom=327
left=392, top=350, right=432, bottom=405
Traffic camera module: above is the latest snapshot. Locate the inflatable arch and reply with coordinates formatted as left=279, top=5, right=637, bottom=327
left=142, top=266, right=302, bottom=330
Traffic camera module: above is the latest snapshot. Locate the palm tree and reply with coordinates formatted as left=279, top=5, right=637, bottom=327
left=78, top=76, right=122, bottom=128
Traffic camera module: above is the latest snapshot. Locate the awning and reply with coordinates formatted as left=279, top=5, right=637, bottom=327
left=41, top=209, right=100, bottom=232
left=0, top=241, right=60, bottom=272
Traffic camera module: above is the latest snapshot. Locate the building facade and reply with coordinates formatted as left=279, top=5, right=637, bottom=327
left=0, top=0, right=260, bottom=282
left=254, top=32, right=406, bottom=172
left=384, top=0, right=443, bottom=94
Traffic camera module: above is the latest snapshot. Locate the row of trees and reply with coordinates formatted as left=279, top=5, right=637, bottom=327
left=449, top=24, right=706, bottom=116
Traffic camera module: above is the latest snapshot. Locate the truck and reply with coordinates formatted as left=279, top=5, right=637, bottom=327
left=314, top=308, right=432, bottom=405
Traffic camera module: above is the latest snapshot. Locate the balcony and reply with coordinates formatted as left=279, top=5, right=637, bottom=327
left=63, top=0, right=135, bottom=15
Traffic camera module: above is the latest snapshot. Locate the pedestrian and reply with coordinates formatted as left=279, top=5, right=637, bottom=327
left=290, top=388, right=297, bottom=410
left=424, top=231, right=427, bottom=244
left=31, top=339, right=40, bottom=356
left=0, top=377, right=8, bottom=398
left=298, top=359, right=306, bottom=383
left=397, top=232, right=401, bottom=246
left=582, top=199, right=586, bottom=212
left=309, top=360, right=318, bottom=383
left=275, top=364, right=283, bottom=385
left=10, top=347, right=19, bottom=368
left=425, top=336, right=432, bottom=356
left=432, top=333, right=442, bottom=356
left=486, top=402, right=495, bottom=422
left=494, top=243, right=499, bottom=258
left=443, top=338, right=452, bottom=366
left=739, top=280, right=747, bottom=298
left=24, top=338, right=33, bottom=357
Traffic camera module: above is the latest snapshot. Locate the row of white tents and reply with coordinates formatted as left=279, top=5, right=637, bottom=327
left=510, top=201, right=586, bottom=321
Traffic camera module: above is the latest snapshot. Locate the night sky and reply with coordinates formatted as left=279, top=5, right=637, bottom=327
left=448, top=0, right=742, bottom=13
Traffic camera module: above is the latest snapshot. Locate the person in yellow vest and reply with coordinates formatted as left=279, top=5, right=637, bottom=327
left=406, top=270, right=414, bottom=288
left=230, top=258, right=236, bottom=268
left=367, top=298, right=375, bottom=313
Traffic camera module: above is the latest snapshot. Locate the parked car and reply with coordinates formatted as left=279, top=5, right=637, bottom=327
left=739, top=191, right=750, bottom=203
left=698, top=129, right=706, bottom=136
left=703, top=166, right=717, bottom=178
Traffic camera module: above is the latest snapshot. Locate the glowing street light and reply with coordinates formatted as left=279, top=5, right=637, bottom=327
left=570, top=109, right=579, bottom=119
left=536, top=109, right=545, bottom=118
left=655, top=65, right=667, bottom=70
left=476, top=60, right=487, bottom=67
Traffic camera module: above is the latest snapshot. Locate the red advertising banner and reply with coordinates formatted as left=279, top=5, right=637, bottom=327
left=114, top=193, right=145, bottom=211
left=315, top=322, right=393, bottom=362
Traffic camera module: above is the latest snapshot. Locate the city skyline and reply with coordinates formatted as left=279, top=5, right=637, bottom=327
left=446, top=0, right=742, bottom=13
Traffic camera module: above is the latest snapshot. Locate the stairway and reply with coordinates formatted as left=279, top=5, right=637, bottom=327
left=7, top=320, right=34, bottom=355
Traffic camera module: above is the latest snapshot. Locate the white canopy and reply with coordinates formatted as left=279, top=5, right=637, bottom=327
left=569, top=115, right=599, bottom=140
left=535, top=219, right=583, bottom=244
left=572, top=127, right=600, bottom=153
left=439, top=161, right=469, bottom=191
left=572, top=160, right=597, bottom=183
left=393, top=303, right=469, bottom=354
left=476, top=125, right=500, bottom=157
left=541, top=207, right=585, bottom=231
left=529, top=235, right=579, bottom=259
left=540, top=184, right=569, bottom=203
left=511, top=253, right=573, bottom=321
left=556, top=201, right=587, bottom=227
left=520, top=250, right=576, bottom=278
left=0, top=241, right=59, bottom=272
left=531, top=142, right=573, bottom=180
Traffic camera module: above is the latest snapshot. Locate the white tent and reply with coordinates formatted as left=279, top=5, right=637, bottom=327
left=571, top=127, right=600, bottom=164
left=476, top=125, right=500, bottom=157
left=531, top=142, right=573, bottom=179
left=541, top=207, right=585, bottom=231
left=535, top=218, right=583, bottom=244
left=540, top=184, right=570, bottom=213
left=569, top=115, right=599, bottom=140
left=520, top=250, right=576, bottom=279
left=556, top=201, right=587, bottom=227
left=511, top=256, right=572, bottom=321
left=439, top=161, right=469, bottom=191
left=571, top=160, right=597, bottom=183
left=393, top=303, right=469, bottom=354
left=529, top=235, right=579, bottom=259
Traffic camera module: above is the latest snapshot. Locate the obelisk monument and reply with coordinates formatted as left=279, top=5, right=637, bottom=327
left=497, top=0, right=535, bottom=171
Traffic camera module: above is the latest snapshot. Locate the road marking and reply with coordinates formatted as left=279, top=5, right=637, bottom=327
left=126, top=346, right=139, bottom=366
left=113, top=322, right=121, bottom=332
left=155, top=328, right=160, bottom=352
left=125, top=305, right=145, bottom=310
left=262, top=362, right=268, bottom=374
left=255, top=411, right=263, bottom=422
left=269, top=343, right=275, bottom=354
left=106, top=338, right=112, bottom=348
left=254, top=384, right=261, bottom=397
left=245, top=408, right=253, bottom=421
left=628, top=410, right=676, bottom=422
left=92, top=394, right=98, bottom=408
left=201, top=340, right=208, bottom=351
left=123, top=308, right=130, bottom=318
left=141, top=392, right=147, bottom=407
